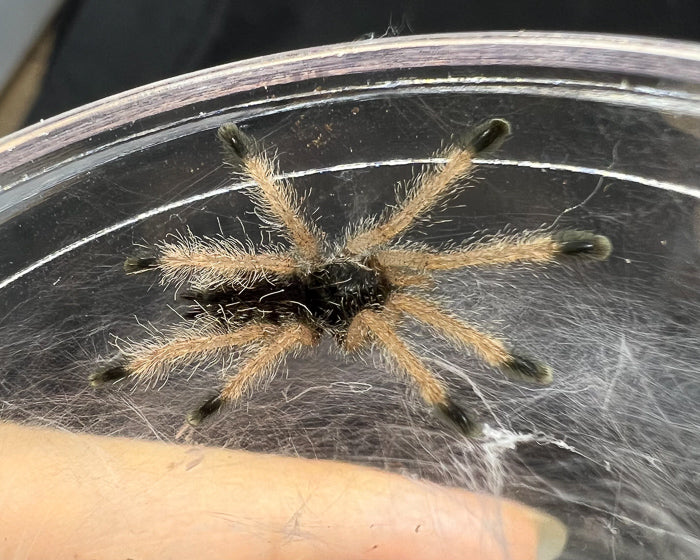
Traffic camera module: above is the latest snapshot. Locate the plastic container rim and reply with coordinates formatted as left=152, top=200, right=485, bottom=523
left=1, top=31, right=700, bottom=174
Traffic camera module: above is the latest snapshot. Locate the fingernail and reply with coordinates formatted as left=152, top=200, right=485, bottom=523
left=531, top=510, right=568, bottom=560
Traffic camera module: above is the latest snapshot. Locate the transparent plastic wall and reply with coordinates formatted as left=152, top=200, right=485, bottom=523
left=1, top=33, right=698, bottom=559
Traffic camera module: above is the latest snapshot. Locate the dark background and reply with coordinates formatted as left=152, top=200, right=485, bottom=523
left=25, top=0, right=700, bottom=126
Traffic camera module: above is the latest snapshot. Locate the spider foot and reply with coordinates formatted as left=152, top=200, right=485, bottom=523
left=187, top=394, right=224, bottom=426
left=503, top=354, right=553, bottom=384
left=123, top=256, right=158, bottom=274
left=554, top=230, right=612, bottom=261
left=458, top=118, right=511, bottom=154
left=217, top=123, right=256, bottom=168
left=90, top=364, right=130, bottom=386
left=433, top=398, right=483, bottom=438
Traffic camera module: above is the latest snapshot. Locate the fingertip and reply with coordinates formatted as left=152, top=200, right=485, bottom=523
left=529, top=509, right=569, bottom=560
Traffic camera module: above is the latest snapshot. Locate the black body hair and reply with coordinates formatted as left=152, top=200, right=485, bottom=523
left=184, top=259, right=393, bottom=335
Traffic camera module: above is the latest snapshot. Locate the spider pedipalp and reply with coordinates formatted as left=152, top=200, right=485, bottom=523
left=94, top=118, right=611, bottom=436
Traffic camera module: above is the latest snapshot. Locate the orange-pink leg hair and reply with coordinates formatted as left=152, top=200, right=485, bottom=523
left=374, top=231, right=612, bottom=272
left=344, top=307, right=480, bottom=436
left=187, top=322, right=318, bottom=425
left=343, top=119, right=510, bottom=257
left=217, top=123, right=324, bottom=264
left=90, top=322, right=271, bottom=387
left=385, top=293, right=552, bottom=384
left=124, top=234, right=300, bottom=289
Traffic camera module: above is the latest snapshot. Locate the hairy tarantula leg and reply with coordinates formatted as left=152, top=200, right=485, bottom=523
left=217, top=123, right=324, bottom=262
left=386, top=293, right=552, bottom=384
left=187, top=322, right=318, bottom=426
left=343, top=119, right=510, bottom=256
left=125, top=239, right=299, bottom=287
left=346, top=308, right=481, bottom=437
left=374, top=231, right=612, bottom=271
left=90, top=323, right=271, bottom=386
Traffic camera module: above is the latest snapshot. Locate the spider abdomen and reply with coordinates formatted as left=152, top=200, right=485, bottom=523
left=184, top=259, right=391, bottom=332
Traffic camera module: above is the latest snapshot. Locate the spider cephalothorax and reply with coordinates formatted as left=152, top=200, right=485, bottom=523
left=92, top=119, right=611, bottom=436
left=181, top=259, right=393, bottom=334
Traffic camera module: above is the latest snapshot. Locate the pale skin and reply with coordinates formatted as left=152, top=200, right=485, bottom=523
left=0, top=422, right=567, bottom=560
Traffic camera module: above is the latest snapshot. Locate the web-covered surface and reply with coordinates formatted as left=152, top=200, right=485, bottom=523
left=1, top=45, right=698, bottom=558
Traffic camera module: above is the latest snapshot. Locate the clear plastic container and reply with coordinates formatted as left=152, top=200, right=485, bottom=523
left=1, top=32, right=698, bottom=559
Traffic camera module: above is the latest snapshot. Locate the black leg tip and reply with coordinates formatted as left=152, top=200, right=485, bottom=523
left=187, top=394, right=224, bottom=426
left=504, top=354, right=552, bottom=384
left=217, top=123, right=256, bottom=167
left=124, top=256, right=158, bottom=274
left=553, top=231, right=612, bottom=261
left=90, top=365, right=130, bottom=386
left=460, top=118, right=511, bottom=154
left=433, top=399, right=482, bottom=438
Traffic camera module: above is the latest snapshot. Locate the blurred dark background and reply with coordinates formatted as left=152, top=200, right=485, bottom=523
left=2, top=0, right=700, bottom=133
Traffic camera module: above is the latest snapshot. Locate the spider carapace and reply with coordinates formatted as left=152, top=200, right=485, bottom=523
left=182, top=260, right=392, bottom=332
left=92, top=119, right=611, bottom=436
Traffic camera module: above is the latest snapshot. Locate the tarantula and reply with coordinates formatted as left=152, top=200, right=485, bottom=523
left=91, top=119, right=611, bottom=436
